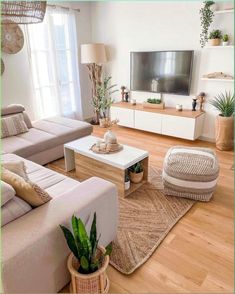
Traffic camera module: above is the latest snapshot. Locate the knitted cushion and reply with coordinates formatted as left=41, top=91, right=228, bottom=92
left=163, top=146, right=219, bottom=201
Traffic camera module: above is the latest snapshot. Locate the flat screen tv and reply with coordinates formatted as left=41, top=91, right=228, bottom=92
left=130, top=50, right=194, bottom=96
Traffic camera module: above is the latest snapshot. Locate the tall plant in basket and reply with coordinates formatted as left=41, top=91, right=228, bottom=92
left=60, top=213, right=112, bottom=294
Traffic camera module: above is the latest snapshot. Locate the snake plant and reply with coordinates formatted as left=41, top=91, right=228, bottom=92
left=60, top=213, right=112, bottom=274
left=209, top=91, right=234, bottom=117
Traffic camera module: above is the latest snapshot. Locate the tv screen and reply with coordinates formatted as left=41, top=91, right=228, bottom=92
left=130, top=50, right=194, bottom=96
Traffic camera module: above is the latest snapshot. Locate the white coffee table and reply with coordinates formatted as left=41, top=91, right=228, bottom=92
left=64, top=135, right=149, bottom=197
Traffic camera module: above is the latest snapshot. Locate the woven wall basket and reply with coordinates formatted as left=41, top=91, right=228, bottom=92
left=1, top=1, right=47, bottom=24
left=67, top=246, right=110, bottom=294
left=1, top=20, right=24, bottom=54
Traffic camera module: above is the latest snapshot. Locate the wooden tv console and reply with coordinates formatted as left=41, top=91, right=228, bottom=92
left=110, top=102, right=205, bottom=141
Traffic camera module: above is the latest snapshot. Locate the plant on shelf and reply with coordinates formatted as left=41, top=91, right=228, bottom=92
left=222, top=34, right=229, bottom=46
left=208, top=29, right=222, bottom=46
left=60, top=213, right=112, bottom=293
left=93, top=76, right=117, bottom=128
left=147, top=98, right=161, bottom=104
left=129, top=162, right=144, bottom=184
left=209, top=91, right=234, bottom=151
left=199, top=1, right=215, bottom=48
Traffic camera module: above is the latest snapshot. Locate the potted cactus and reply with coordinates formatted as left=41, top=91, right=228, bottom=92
left=222, top=34, right=229, bottom=46
left=60, top=213, right=112, bottom=294
left=208, top=29, right=222, bottom=46
left=129, top=162, right=144, bottom=184
left=209, top=91, right=234, bottom=151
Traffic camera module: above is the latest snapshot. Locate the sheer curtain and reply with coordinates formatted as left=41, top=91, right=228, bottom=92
left=26, top=6, right=83, bottom=120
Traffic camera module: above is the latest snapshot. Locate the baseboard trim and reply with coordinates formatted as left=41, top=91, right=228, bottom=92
left=199, top=136, right=215, bottom=143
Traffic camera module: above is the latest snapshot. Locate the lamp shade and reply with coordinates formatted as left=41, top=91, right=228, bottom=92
left=81, top=43, right=107, bottom=64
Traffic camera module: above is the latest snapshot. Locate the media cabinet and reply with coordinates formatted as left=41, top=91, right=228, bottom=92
left=110, top=102, right=205, bottom=141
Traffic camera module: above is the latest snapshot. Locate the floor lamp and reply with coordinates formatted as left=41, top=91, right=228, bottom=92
left=81, top=43, right=107, bottom=124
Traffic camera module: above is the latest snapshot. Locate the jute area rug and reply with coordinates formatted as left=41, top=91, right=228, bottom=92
left=109, top=166, right=195, bottom=275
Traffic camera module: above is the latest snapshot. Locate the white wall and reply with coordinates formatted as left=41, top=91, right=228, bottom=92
left=1, top=1, right=93, bottom=120
left=91, top=1, right=234, bottom=140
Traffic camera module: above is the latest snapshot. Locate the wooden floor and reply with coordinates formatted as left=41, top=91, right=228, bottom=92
left=61, top=125, right=234, bottom=293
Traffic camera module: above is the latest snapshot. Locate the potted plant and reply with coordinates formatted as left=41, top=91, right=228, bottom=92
left=222, top=34, right=229, bottom=46
left=208, top=29, right=222, bottom=46
left=129, top=162, right=144, bottom=184
left=60, top=213, right=112, bottom=294
left=209, top=91, right=234, bottom=151
left=199, top=1, right=215, bottom=48
left=95, top=77, right=117, bottom=128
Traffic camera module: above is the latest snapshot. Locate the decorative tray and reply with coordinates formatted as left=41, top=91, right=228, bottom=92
left=90, top=143, right=123, bottom=154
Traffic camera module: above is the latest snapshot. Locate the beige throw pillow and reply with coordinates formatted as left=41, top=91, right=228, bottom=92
left=2, top=168, right=52, bottom=207
left=3, top=161, right=29, bottom=180
left=1, top=113, right=29, bottom=138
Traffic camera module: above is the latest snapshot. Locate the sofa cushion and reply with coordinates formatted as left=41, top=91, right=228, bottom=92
left=2, top=196, right=32, bottom=226
left=2, top=153, right=80, bottom=199
left=1, top=181, right=16, bottom=206
left=1, top=114, right=29, bottom=138
left=3, top=161, right=29, bottom=180
left=2, top=168, right=52, bottom=207
left=2, top=117, right=92, bottom=159
left=1, top=104, right=32, bottom=128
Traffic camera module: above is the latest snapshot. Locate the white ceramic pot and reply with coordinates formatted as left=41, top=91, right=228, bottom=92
left=125, top=180, right=130, bottom=190
left=222, top=41, right=229, bottom=46
left=104, top=130, right=117, bottom=144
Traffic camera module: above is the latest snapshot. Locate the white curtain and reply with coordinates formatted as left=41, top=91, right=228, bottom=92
left=26, top=6, right=83, bottom=120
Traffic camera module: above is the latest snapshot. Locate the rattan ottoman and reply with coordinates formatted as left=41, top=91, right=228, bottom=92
left=163, top=146, right=219, bottom=202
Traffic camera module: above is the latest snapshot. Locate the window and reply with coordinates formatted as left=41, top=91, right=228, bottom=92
left=26, top=7, right=82, bottom=119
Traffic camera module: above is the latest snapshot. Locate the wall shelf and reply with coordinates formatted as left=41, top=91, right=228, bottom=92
left=205, top=45, right=234, bottom=49
left=214, top=9, right=234, bottom=14
left=201, top=78, right=234, bottom=82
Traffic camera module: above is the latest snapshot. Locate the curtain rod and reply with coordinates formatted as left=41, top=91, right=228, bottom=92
left=47, top=4, right=80, bottom=12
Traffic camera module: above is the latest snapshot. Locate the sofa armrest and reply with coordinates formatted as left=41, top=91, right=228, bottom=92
left=2, top=177, right=118, bottom=293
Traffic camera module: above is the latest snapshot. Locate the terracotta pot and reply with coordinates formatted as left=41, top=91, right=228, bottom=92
left=208, top=39, right=221, bottom=46
left=68, top=246, right=109, bottom=294
left=130, top=171, right=144, bottom=183
left=215, top=115, right=234, bottom=151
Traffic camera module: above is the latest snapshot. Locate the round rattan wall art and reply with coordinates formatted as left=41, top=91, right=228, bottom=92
left=1, top=59, right=5, bottom=75
left=1, top=20, right=24, bottom=54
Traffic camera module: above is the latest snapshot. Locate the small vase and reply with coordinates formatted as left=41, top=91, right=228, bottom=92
left=104, top=130, right=117, bottom=144
left=222, top=41, right=229, bottom=46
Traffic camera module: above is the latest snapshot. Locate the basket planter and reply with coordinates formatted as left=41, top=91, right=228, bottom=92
left=143, top=102, right=165, bottom=109
left=99, top=118, right=111, bottom=128
left=208, top=38, right=221, bottom=46
left=215, top=115, right=234, bottom=151
left=68, top=246, right=110, bottom=294
left=130, top=171, right=144, bottom=183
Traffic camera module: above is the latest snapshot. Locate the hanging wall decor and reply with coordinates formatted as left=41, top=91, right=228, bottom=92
left=1, top=20, right=24, bottom=54
left=1, top=1, right=47, bottom=24
left=1, top=59, right=5, bottom=75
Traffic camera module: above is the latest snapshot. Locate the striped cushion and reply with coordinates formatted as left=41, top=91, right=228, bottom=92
left=1, top=113, right=29, bottom=138
left=163, top=146, right=219, bottom=202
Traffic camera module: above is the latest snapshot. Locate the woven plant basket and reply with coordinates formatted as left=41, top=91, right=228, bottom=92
left=215, top=115, right=234, bottom=151
left=68, top=246, right=110, bottom=294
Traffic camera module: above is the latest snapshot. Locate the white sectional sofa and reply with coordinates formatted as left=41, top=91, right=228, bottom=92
left=1, top=105, right=119, bottom=293
left=2, top=153, right=118, bottom=293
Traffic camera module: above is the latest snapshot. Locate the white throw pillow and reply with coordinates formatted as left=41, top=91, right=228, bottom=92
left=2, top=196, right=32, bottom=226
left=3, top=161, right=29, bottom=180
left=1, top=113, right=29, bottom=138
left=1, top=181, right=16, bottom=206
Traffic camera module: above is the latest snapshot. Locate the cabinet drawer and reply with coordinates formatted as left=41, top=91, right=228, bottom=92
left=135, top=110, right=162, bottom=133
left=162, top=115, right=195, bottom=140
left=110, top=107, right=134, bottom=128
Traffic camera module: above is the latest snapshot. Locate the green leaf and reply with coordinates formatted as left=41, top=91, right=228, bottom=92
left=105, top=243, right=112, bottom=256
left=90, top=212, right=97, bottom=253
left=80, top=256, right=89, bottom=271
left=60, top=225, right=79, bottom=259
left=90, top=260, right=99, bottom=272
left=77, top=218, right=92, bottom=258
